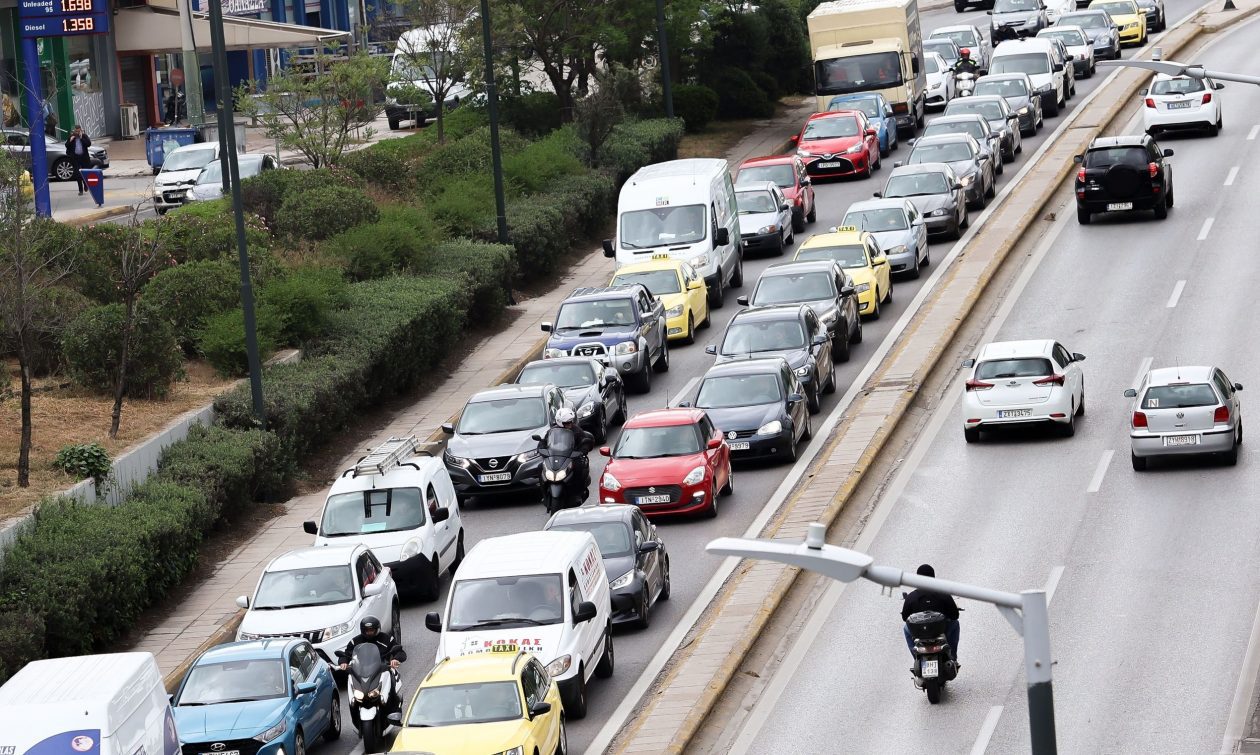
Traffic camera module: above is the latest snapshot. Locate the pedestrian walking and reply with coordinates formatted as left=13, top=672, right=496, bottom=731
left=65, top=124, right=91, bottom=195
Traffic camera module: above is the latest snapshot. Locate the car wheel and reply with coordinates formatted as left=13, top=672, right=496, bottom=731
left=802, top=412, right=813, bottom=441
left=52, top=158, right=76, bottom=182
left=1077, top=207, right=1092, bottom=225
left=1166, top=184, right=1175, bottom=207
left=782, top=427, right=800, bottom=462
left=885, top=281, right=893, bottom=304
left=653, top=339, right=670, bottom=373
left=955, top=0, right=966, bottom=10
left=1077, top=388, right=1085, bottom=416
left=709, top=275, right=726, bottom=309
left=807, top=382, right=821, bottom=414
left=807, top=199, right=818, bottom=223
left=324, top=691, right=342, bottom=741
left=721, top=464, right=734, bottom=496
left=391, top=602, right=402, bottom=643
left=593, top=407, right=608, bottom=444
left=996, top=158, right=1005, bottom=176
left=1210, top=116, right=1221, bottom=137
left=731, top=254, right=745, bottom=287
left=1059, top=411, right=1076, bottom=438
left=635, top=591, right=652, bottom=629
left=630, top=365, right=652, bottom=394
left=155, top=207, right=169, bottom=216
left=1089, top=61, right=1096, bottom=76
left=595, top=626, right=615, bottom=678
left=705, top=482, right=719, bottom=518
left=1153, top=195, right=1168, bottom=220
left=1045, top=95, right=1060, bottom=117
left=792, top=209, right=807, bottom=233
left=294, top=730, right=305, bottom=755
left=660, top=556, right=672, bottom=599
left=869, top=291, right=881, bottom=320
left=906, top=257, right=922, bottom=279
left=833, top=330, right=851, bottom=363
left=860, top=158, right=872, bottom=179
left=1131, top=452, right=1147, bottom=471
left=615, top=391, right=628, bottom=424
left=388, top=114, right=402, bottom=130
left=556, top=717, right=569, bottom=755
left=564, top=668, right=588, bottom=719
left=985, top=175, right=997, bottom=199
left=964, top=426, right=980, bottom=443
left=823, top=360, right=837, bottom=394
left=682, top=313, right=695, bottom=345
left=921, top=244, right=931, bottom=267
left=420, top=556, right=441, bottom=601
left=451, top=530, right=466, bottom=573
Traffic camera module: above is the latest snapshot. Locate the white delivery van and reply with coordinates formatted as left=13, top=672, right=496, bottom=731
left=386, top=25, right=474, bottom=130
left=304, top=436, right=465, bottom=602
left=424, top=530, right=613, bottom=719
left=603, top=158, right=744, bottom=309
left=0, top=652, right=180, bottom=755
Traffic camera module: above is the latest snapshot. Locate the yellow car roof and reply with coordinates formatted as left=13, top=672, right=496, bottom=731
left=611, top=256, right=688, bottom=276
left=799, top=226, right=871, bottom=248
left=423, top=646, right=535, bottom=687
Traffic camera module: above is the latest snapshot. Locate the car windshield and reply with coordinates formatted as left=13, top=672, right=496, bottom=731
left=721, top=319, right=806, bottom=354
left=458, top=397, right=547, bottom=434
left=884, top=172, right=951, bottom=196
left=407, top=681, right=522, bottom=726
left=555, top=299, right=635, bottom=330
left=924, top=121, right=986, bottom=141
left=196, top=157, right=265, bottom=186
left=738, top=164, right=795, bottom=188
left=924, top=42, right=958, bottom=62
left=975, top=78, right=1030, bottom=97
left=1084, top=146, right=1149, bottom=168
left=548, top=521, right=634, bottom=558
left=614, top=424, right=702, bottom=458
left=845, top=208, right=909, bottom=232
left=611, top=269, right=681, bottom=296
left=447, top=574, right=564, bottom=630
left=697, top=374, right=784, bottom=408
left=1063, top=13, right=1109, bottom=27
left=816, top=51, right=902, bottom=96
left=1092, top=1, right=1136, bottom=13
left=620, top=205, right=706, bottom=249
left=830, top=96, right=882, bottom=118
left=910, top=142, right=974, bottom=163
left=948, top=100, right=1006, bottom=120
left=178, top=659, right=288, bottom=705
left=253, top=565, right=355, bottom=609
left=1150, top=77, right=1205, bottom=95
left=162, top=148, right=216, bottom=172
left=518, top=362, right=596, bottom=388
left=1041, top=29, right=1086, bottom=45
left=1142, top=383, right=1218, bottom=409
left=933, top=30, right=979, bottom=47
left=796, top=244, right=869, bottom=268
left=737, top=190, right=779, bottom=214
left=320, top=488, right=424, bottom=537
left=995, top=0, right=1039, bottom=10
left=991, top=54, right=1051, bottom=76
left=975, top=358, right=1053, bottom=379
left=754, top=271, right=835, bottom=305
left=802, top=117, right=860, bottom=140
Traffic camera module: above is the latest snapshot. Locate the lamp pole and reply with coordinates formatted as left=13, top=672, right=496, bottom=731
left=478, top=0, right=509, bottom=245
left=708, top=523, right=1058, bottom=755
left=207, top=0, right=266, bottom=425
left=655, top=0, right=674, bottom=118
left=1096, top=56, right=1260, bottom=85
left=179, top=0, right=206, bottom=124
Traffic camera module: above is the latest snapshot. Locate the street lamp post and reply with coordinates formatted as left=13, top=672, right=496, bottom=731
left=708, top=522, right=1058, bottom=755
left=478, top=0, right=509, bottom=245
left=655, top=0, right=674, bottom=118
left=1097, top=56, right=1260, bottom=85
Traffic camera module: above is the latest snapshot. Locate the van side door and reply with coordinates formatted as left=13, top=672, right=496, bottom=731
left=569, top=568, right=600, bottom=676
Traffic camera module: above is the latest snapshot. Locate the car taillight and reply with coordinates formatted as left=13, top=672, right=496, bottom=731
left=1144, top=97, right=1156, bottom=108
left=1214, top=405, right=1230, bottom=423
left=965, top=379, right=994, bottom=391
left=1203, top=93, right=1212, bottom=104
left=1132, top=411, right=1148, bottom=428
left=1148, top=162, right=1159, bottom=178
left=1033, top=374, right=1065, bottom=386
left=893, top=102, right=909, bottom=114
left=1076, top=167, right=1086, bottom=182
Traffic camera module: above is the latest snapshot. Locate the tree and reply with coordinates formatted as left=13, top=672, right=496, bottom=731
left=575, top=66, right=628, bottom=165
left=238, top=50, right=388, bottom=168
left=0, top=153, right=75, bottom=487
left=392, top=0, right=477, bottom=143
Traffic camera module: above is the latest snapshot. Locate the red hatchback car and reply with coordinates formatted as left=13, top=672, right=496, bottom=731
left=735, top=155, right=817, bottom=233
left=597, top=408, right=734, bottom=519
left=791, top=110, right=882, bottom=180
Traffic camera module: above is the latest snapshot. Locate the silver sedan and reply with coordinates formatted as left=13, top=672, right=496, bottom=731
left=1125, top=365, right=1244, bottom=469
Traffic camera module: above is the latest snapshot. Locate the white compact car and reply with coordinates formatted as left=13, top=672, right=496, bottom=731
left=735, top=181, right=794, bottom=255
left=153, top=142, right=220, bottom=214
left=236, top=543, right=401, bottom=668
left=961, top=339, right=1086, bottom=442
left=1125, top=365, right=1243, bottom=469
left=924, top=52, right=956, bottom=109
left=1142, top=73, right=1225, bottom=136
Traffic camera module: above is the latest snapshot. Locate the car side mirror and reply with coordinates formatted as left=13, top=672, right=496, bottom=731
left=812, top=334, right=828, bottom=346
left=865, top=128, right=878, bottom=137
left=689, top=279, right=705, bottom=290
left=540, top=322, right=552, bottom=332
left=639, top=540, right=660, bottom=553
left=1072, top=352, right=1086, bottom=362
left=677, top=400, right=692, bottom=407
left=787, top=392, right=804, bottom=404
left=873, top=255, right=888, bottom=266
left=387, top=712, right=403, bottom=724
left=894, top=161, right=904, bottom=168
left=432, top=506, right=450, bottom=523
left=801, top=177, right=813, bottom=186
left=425, top=611, right=443, bottom=632
left=599, top=445, right=611, bottom=457
left=841, top=285, right=856, bottom=296
left=1066, top=54, right=1075, bottom=60
left=441, top=422, right=455, bottom=435
left=303, top=520, right=318, bottom=535
left=1072, top=154, right=1083, bottom=164
left=912, top=55, right=920, bottom=74
left=235, top=595, right=250, bottom=609
left=1214, top=82, right=1225, bottom=90
left=1234, top=383, right=1244, bottom=391
left=363, top=581, right=384, bottom=598
left=873, top=191, right=883, bottom=198
left=912, top=217, right=925, bottom=226
left=706, top=437, right=722, bottom=450
left=1123, top=388, right=1138, bottom=398
left=781, top=203, right=791, bottom=211
left=962, top=358, right=976, bottom=368
left=529, top=702, right=553, bottom=718
left=705, top=344, right=717, bottom=355
left=295, top=681, right=317, bottom=696
left=715, top=227, right=731, bottom=246
left=1162, top=148, right=1174, bottom=157
left=531, top=433, right=543, bottom=442
left=885, top=106, right=894, bottom=117
left=574, top=600, right=598, bottom=624
left=736, top=295, right=749, bottom=305
left=602, top=239, right=615, bottom=258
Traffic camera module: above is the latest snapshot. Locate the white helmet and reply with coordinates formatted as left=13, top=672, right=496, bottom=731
left=555, top=408, right=577, bottom=425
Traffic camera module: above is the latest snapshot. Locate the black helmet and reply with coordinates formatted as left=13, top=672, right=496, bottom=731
left=360, top=616, right=381, bottom=637
left=916, top=564, right=935, bottom=578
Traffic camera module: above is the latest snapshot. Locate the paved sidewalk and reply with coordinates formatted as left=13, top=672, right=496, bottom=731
left=124, top=97, right=817, bottom=685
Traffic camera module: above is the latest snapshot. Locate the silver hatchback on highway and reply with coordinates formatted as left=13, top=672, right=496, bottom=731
left=1125, top=365, right=1244, bottom=470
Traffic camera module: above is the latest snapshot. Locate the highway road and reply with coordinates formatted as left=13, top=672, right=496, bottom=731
left=726, top=11, right=1260, bottom=755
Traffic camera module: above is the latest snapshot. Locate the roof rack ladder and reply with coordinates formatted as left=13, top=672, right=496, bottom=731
left=353, top=436, right=420, bottom=477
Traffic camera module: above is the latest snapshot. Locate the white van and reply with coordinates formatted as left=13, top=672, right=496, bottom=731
left=423, top=530, right=613, bottom=719
left=603, top=158, right=744, bottom=309
left=988, top=37, right=1072, bottom=116
left=385, top=25, right=474, bottom=130
left=304, top=436, right=465, bottom=602
left=0, top=652, right=180, bottom=755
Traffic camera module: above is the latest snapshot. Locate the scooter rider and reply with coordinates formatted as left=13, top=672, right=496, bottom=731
left=900, top=564, right=961, bottom=664
left=539, top=407, right=595, bottom=488
left=339, top=616, right=406, bottom=723
left=954, top=48, right=982, bottom=76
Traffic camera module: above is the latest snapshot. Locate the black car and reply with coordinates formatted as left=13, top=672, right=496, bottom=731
left=543, top=504, right=669, bottom=628
left=878, top=163, right=969, bottom=240
left=1135, top=0, right=1166, bottom=31
left=513, top=357, right=627, bottom=442
left=737, top=260, right=862, bottom=363
left=680, top=358, right=811, bottom=463
left=441, top=384, right=566, bottom=503
left=706, top=303, right=836, bottom=414
left=1074, top=134, right=1174, bottom=224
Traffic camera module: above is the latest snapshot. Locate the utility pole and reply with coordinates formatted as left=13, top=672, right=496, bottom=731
left=478, top=0, right=509, bottom=245
left=178, top=0, right=206, bottom=124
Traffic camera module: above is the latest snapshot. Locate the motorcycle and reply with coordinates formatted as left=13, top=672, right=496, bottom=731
left=905, top=608, right=960, bottom=704
left=534, top=426, right=591, bottom=514
left=954, top=71, right=977, bottom=98
left=338, top=644, right=399, bottom=751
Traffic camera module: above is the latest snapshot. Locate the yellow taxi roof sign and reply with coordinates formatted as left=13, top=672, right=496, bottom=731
left=490, top=643, right=519, bottom=653
left=651, top=253, right=671, bottom=260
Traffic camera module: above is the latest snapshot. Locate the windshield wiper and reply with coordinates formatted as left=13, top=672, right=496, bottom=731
left=469, top=617, right=548, bottom=628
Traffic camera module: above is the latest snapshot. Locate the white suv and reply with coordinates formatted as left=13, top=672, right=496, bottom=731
left=961, top=339, right=1086, bottom=442
left=1142, top=73, right=1225, bottom=136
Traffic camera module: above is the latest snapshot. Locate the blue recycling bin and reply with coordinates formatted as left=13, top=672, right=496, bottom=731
left=81, top=169, right=105, bottom=207
left=145, top=127, right=199, bottom=174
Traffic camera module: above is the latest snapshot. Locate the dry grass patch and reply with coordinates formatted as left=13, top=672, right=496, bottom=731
left=0, top=360, right=236, bottom=521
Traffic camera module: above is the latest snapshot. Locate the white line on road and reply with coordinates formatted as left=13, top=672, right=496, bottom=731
left=1198, top=217, right=1215, bottom=241
left=1086, top=450, right=1114, bottom=493
left=669, top=376, right=700, bottom=408
left=1225, top=166, right=1240, bottom=186
left=1248, top=125, right=1259, bottom=141
left=970, top=706, right=1005, bottom=755
left=1166, top=280, right=1186, bottom=308
left=1220, top=596, right=1260, bottom=753
left=1045, top=565, right=1066, bottom=604
left=1132, top=356, right=1153, bottom=390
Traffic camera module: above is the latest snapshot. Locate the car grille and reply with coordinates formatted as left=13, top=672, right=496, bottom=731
left=571, top=342, right=609, bottom=358
left=625, top=485, right=684, bottom=504
left=255, top=629, right=323, bottom=643
left=182, top=739, right=263, bottom=755
left=724, top=429, right=758, bottom=439
left=472, top=456, right=514, bottom=475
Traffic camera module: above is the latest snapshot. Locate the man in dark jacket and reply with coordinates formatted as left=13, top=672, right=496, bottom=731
left=65, top=125, right=91, bottom=195
left=339, top=616, right=406, bottom=726
left=901, top=564, right=961, bottom=661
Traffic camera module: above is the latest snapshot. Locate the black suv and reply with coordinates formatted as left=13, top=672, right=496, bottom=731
left=706, top=304, right=836, bottom=414
left=541, top=284, right=669, bottom=394
left=737, top=260, right=862, bottom=363
left=1075, top=134, right=1174, bottom=224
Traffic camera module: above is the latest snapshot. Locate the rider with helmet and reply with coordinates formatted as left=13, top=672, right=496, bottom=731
left=339, top=616, right=407, bottom=725
left=900, top=564, right=961, bottom=664
left=540, top=407, right=596, bottom=489
left=954, top=48, right=982, bottom=76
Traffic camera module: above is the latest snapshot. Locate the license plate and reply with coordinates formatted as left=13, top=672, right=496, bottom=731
left=1164, top=434, right=1200, bottom=447
left=921, top=660, right=940, bottom=678
left=816, top=161, right=842, bottom=169
left=1167, top=101, right=1192, bottom=109
left=1106, top=202, right=1134, bottom=211
left=478, top=472, right=511, bottom=483
left=637, top=494, right=672, bottom=504
left=201, top=751, right=239, bottom=755
left=728, top=441, right=751, bottom=451
left=998, top=409, right=1033, bottom=418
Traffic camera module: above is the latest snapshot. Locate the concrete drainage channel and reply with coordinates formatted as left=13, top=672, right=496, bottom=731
left=594, top=2, right=1260, bottom=752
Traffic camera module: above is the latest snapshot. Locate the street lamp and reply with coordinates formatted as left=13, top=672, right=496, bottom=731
left=708, top=522, right=1059, bottom=755
left=1097, top=56, right=1260, bottom=85
left=478, top=0, right=510, bottom=245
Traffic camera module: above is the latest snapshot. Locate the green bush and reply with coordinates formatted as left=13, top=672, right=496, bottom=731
left=0, top=609, right=44, bottom=683
left=750, top=70, right=783, bottom=104
left=154, top=424, right=288, bottom=515
left=421, top=127, right=528, bottom=182
left=325, top=216, right=435, bottom=281
left=158, top=200, right=272, bottom=264
left=240, top=168, right=366, bottom=229
left=275, top=185, right=379, bottom=242
left=441, top=104, right=490, bottom=138
left=597, top=118, right=685, bottom=184
left=62, top=304, right=184, bottom=399
left=503, top=128, right=584, bottom=194
left=545, top=171, right=618, bottom=237
left=259, top=266, right=349, bottom=343
left=414, top=240, right=517, bottom=323
left=53, top=442, right=112, bottom=487
left=340, top=145, right=421, bottom=194
left=197, top=305, right=284, bottom=377
left=428, top=174, right=495, bottom=233
left=25, top=286, right=92, bottom=376
left=672, top=84, right=720, bottom=133
left=502, top=92, right=563, bottom=137
left=707, top=68, right=775, bottom=119
left=143, top=259, right=241, bottom=353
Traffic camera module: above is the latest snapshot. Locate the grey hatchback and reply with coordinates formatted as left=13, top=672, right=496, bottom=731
left=1125, top=365, right=1244, bottom=469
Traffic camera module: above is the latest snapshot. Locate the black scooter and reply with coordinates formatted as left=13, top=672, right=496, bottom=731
left=906, top=608, right=961, bottom=704
left=533, top=426, right=592, bottom=514
left=336, top=644, right=400, bottom=752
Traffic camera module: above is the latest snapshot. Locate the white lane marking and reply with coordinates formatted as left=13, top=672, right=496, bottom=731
left=970, top=706, right=1006, bottom=755
left=670, top=376, right=700, bottom=408
left=1132, top=356, right=1153, bottom=390
left=1198, top=217, right=1215, bottom=241
left=1045, top=565, right=1066, bottom=604
left=1248, top=125, right=1259, bottom=141
left=1166, top=280, right=1186, bottom=308
left=1086, top=450, right=1114, bottom=494
left=1225, top=166, right=1240, bottom=186
left=1220, top=596, right=1260, bottom=753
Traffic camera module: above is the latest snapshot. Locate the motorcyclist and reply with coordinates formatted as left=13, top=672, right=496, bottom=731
left=900, top=564, right=961, bottom=664
left=339, top=616, right=406, bottom=723
left=539, top=407, right=595, bottom=489
left=954, top=48, right=982, bottom=76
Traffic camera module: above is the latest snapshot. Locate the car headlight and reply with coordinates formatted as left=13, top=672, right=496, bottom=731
left=665, top=304, right=684, bottom=318
left=238, top=631, right=260, bottom=641
left=757, top=420, right=783, bottom=436
left=1017, top=106, right=1030, bottom=115
left=400, top=539, right=422, bottom=561
left=886, top=244, right=908, bottom=257
left=758, top=225, right=779, bottom=234
left=846, top=141, right=865, bottom=154
left=609, top=570, right=635, bottom=590
left=577, top=401, right=596, bottom=418
left=493, top=748, right=525, bottom=755
left=546, top=655, right=573, bottom=677
left=544, top=467, right=568, bottom=482
left=444, top=450, right=470, bottom=468
left=1034, top=83, right=1053, bottom=94
left=854, top=282, right=871, bottom=293
left=614, top=340, right=639, bottom=355
left=601, top=471, right=622, bottom=491
left=794, top=366, right=812, bottom=377
left=682, top=466, right=707, bottom=486
left=515, top=448, right=540, bottom=464
left=960, top=174, right=975, bottom=186
left=929, top=208, right=951, bottom=217
left=544, top=347, right=567, bottom=358
left=797, top=149, right=815, bottom=158
left=255, top=719, right=287, bottom=743
left=353, top=689, right=365, bottom=701
left=690, top=253, right=710, bottom=268
left=321, top=621, right=353, bottom=642
left=818, top=309, right=838, bottom=325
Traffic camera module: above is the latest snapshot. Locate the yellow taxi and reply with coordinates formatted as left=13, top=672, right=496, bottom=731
left=609, top=254, right=710, bottom=344
left=793, top=226, right=892, bottom=319
left=1088, top=0, right=1146, bottom=45
left=390, top=644, right=567, bottom=755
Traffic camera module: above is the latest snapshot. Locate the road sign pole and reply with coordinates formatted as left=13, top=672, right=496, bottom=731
left=21, top=36, right=52, bottom=218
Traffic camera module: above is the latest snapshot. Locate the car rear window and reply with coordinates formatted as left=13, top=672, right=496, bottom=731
left=975, top=358, right=1052, bottom=379
left=1141, top=383, right=1218, bottom=409
left=1150, top=77, right=1205, bottom=95
left=1084, top=146, right=1148, bottom=168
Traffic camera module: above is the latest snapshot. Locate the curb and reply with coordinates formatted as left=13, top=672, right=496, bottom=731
left=608, top=12, right=1223, bottom=753
left=161, top=611, right=245, bottom=694
left=63, top=205, right=137, bottom=226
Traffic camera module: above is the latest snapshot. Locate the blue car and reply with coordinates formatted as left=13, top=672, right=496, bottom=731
left=173, top=639, right=341, bottom=755
left=828, top=93, right=899, bottom=157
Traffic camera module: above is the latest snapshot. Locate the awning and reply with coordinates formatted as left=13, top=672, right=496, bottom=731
left=114, top=0, right=349, bottom=54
